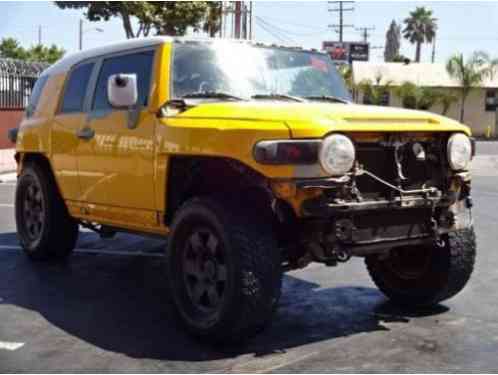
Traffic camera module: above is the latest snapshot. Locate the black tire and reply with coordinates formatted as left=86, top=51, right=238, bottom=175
left=165, top=196, right=282, bottom=343
left=15, top=161, right=78, bottom=260
left=365, top=228, right=476, bottom=307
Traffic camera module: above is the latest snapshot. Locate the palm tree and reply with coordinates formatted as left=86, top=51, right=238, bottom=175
left=403, top=7, right=437, bottom=62
left=436, top=90, right=459, bottom=116
left=358, top=74, right=393, bottom=106
left=395, top=82, right=459, bottom=115
left=446, top=51, right=498, bottom=122
left=338, top=64, right=353, bottom=91
left=394, top=82, right=439, bottom=110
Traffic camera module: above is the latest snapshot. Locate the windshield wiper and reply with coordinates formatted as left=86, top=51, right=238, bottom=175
left=303, top=95, right=350, bottom=104
left=251, top=93, right=305, bottom=102
left=181, top=91, right=246, bottom=101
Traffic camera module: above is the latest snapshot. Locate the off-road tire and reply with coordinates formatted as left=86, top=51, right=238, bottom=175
left=365, top=228, right=476, bottom=307
left=165, top=196, right=282, bottom=343
left=15, top=161, right=78, bottom=260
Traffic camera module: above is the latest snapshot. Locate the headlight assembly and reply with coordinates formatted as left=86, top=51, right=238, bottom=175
left=447, top=133, right=472, bottom=171
left=253, top=140, right=320, bottom=165
left=319, top=134, right=356, bottom=176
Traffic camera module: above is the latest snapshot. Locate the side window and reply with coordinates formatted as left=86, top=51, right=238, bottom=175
left=485, top=89, right=498, bottom=112
left=61, top=62, right=95, bottom=113
left=26, top=75, right=48, bottom=118
left=92, top=51, right=154, bottom=111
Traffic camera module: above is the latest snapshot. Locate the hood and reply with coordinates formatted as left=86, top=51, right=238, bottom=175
left=176, top=101, right=471, bottom=138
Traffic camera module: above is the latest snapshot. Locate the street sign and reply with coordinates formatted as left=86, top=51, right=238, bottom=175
left=322, top=41, right=370, bottom=63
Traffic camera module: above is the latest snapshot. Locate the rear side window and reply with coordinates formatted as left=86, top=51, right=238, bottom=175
left=92, top=51, right=154, bottom=111
left=61, top=62, right=95, bottom=113
left=26, top=75, right=48, bottom=118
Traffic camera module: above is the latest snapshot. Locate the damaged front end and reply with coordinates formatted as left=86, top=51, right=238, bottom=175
left=268, top=133, right=474, bottom=269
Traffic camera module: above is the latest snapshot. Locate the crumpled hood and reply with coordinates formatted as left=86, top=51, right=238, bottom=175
left=177, top=101, right=471, bottom=138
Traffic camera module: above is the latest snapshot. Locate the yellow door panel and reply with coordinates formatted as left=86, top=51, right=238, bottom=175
left=77, top=109, right=156, bottom=209
left=51, top=114, right=84, bottom=199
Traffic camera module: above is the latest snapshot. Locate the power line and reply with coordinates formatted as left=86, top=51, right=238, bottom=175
left=356, top=26, right=375, bottom=43
left=255, top=18, right=292, bottom=45
left=256, top=15, right=330, bottom=31
left=256, top=16, right=327, bottom=37
left=328, top=1, right=354, bottom=42
left=255, top=16, right=297, bottom=45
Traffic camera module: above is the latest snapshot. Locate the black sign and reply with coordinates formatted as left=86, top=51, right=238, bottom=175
left=349, top=42, right=369, bottom=61
left=322, top=41, right=369, bottom=62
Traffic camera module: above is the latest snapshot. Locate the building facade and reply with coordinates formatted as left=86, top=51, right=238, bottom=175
left=352, top=61, right=498, bottom=137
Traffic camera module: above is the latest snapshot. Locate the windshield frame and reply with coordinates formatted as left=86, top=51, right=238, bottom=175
left=170, top=40, right=352, bottom=103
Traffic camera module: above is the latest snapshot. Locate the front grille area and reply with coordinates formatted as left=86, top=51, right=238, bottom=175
left=355, top=141, right=440, bottom=198
left=349, top=208, right=432, bottom=244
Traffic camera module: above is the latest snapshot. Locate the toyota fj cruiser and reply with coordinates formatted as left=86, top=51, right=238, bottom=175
left=10, top=37, right=476, bottom=343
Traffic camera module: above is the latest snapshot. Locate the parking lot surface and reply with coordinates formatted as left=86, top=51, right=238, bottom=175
left=1, top=143, right=498, bottom=372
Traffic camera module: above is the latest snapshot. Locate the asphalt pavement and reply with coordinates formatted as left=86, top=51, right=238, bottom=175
left=0, top=143, right=498, bottom=372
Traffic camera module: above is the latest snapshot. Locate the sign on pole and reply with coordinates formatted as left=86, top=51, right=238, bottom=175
left=322, top=41, right=370, bottom=63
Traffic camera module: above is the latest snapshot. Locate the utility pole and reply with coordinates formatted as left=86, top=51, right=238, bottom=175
left=79, top=19, right=83, bottom=50
left=249, top=2, right=253, bottom=40
left=328, top=1, right=354, bottom=42
left=431, top=32, right=437, bottom=63
left=356, top=26, right=375, bottom=43
left=222, top=2, right=252, bottom=40
left=431, top=19, right=438, bottom=63
left=234, top=1, right=242, bottom=39
left=38, top=25, right=42, bottom=45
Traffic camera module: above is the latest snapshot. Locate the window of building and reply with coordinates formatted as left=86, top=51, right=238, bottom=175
left=26, top=75, right=48, bottom=117
left=60, top=63, right=95, bottom=113
left=485, top=89, right=498, bottom=112
left=92, top=51, right=154, bottom=111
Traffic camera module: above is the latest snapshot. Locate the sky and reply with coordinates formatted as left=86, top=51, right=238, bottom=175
left=1, top=1, right=498, bottom=64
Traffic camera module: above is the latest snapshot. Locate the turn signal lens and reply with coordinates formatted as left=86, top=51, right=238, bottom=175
left=253, top=140, right=320, bottom=165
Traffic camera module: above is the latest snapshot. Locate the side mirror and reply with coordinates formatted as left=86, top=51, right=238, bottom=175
left=107, top=73, right=138, bottom=108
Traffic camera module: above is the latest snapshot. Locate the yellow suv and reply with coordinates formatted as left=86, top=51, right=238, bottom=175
left=12, top=37, right=476, bottom=342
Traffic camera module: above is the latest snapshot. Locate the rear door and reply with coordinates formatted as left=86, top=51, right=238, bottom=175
left=76, top=49, right=157, bottom=211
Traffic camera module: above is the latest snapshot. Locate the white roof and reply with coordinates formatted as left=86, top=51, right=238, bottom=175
left=42, top=36, right=327, bottom=77
left=352, top=61, right=498, bottom=88
left=43, top=36, right=172, bottom=76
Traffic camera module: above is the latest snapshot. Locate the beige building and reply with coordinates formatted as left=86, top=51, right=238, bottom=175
left=352, top=62, right=498, bottom=136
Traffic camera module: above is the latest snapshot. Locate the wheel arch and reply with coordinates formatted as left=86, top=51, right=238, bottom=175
left=17, top=152, right=64, bottom=200
left=164, top=155, right=275, bottom=226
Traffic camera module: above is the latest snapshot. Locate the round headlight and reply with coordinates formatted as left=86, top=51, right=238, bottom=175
left=447, top=133, right=472, bottom=171
left=319, top=134, right=355, bottom=176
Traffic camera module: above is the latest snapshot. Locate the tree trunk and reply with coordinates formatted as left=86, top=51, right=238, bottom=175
left=120, top=10, right=135, bottom=39
left=415, top=42, right=422, bottom=62
left=460, top=91, right=466, bottom=123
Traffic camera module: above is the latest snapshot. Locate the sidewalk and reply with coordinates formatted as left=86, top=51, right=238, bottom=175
left=0, top=148, right=15, bottom=174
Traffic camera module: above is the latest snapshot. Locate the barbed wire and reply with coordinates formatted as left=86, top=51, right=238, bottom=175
left=0, top=58, right=48, bottom=77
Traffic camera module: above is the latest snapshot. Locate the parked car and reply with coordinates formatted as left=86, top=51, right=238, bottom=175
left=11, top=37, right=476, bottom=343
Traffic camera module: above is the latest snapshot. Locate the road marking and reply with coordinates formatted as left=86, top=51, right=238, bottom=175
left=0, top=244, right=163, bottom=257
left=0, top=204, right=14, bottom=207
left=254, top=351, right=319, bottom=373
left=0, top=341, right=24, bottom=351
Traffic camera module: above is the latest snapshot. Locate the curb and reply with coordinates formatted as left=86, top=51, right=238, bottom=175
left=0, top=148, right=16, bottom=174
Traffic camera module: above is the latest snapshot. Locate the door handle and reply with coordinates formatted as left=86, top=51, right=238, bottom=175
left=76, top=127, right=95, bottom=140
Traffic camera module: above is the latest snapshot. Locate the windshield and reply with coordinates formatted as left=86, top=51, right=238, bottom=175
left=172, top=41, right=351, bottom=101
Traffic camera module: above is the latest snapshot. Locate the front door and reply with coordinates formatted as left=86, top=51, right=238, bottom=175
left=76, top=50, right=156, bottom=212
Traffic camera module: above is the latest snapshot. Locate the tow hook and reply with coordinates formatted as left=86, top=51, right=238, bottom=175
left=431, top=217, right=446, bottom=248
left=466, top=196, right=473, bottom=208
